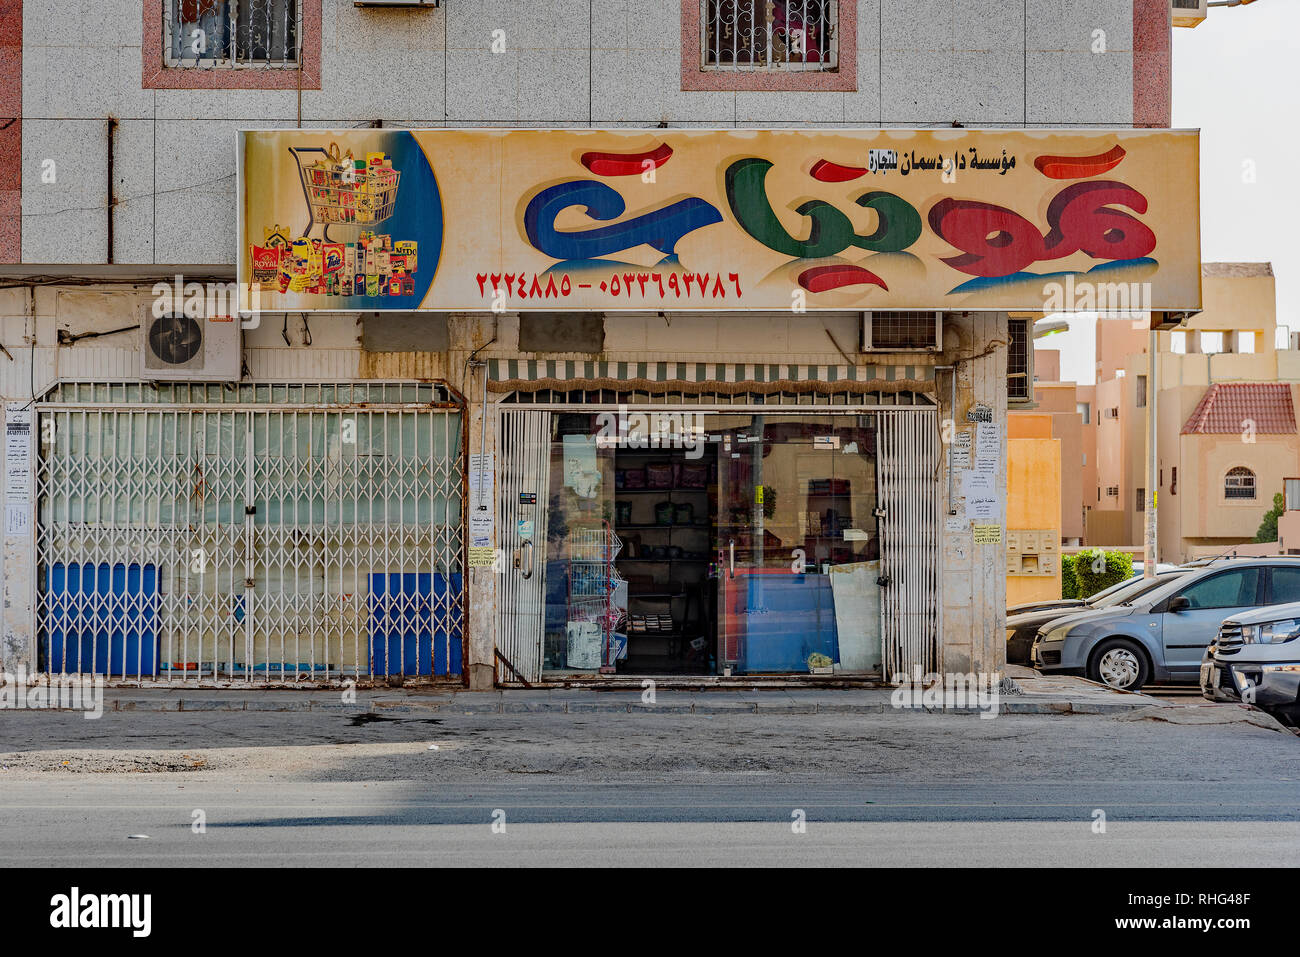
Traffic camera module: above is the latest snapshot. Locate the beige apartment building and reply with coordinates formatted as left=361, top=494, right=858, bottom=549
left=1027, top=263, right=1300, bottom=563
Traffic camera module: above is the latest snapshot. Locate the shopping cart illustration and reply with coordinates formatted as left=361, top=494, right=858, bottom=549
left=289, top=143, right=401, bottom=241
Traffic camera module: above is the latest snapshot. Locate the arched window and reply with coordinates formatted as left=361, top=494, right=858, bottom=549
left=1225, top=467, right=1256, bottom=500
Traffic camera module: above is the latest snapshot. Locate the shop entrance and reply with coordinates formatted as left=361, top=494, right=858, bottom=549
left=495, top=405, right=936, bottom=683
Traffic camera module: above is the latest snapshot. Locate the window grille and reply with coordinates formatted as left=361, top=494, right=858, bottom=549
left=702, top=1, right=838, bottom=72
left=1007, top=318, right=1030, bottom=401
left=1225, top=467, right=1256, bottom=500
left=165, top=0, right=300, bottom=69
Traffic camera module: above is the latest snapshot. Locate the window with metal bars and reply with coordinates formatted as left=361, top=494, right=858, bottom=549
left=1007, top=318, right=1030, bottom=402
left=1225, top=467, right=1256, bottom=500
left=702, top=1, right=838, bottom=71
left=165, top=0, right=300, bottom=68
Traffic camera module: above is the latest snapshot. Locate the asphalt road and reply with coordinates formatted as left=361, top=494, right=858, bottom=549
left=2, top=707, right=1298, bottom=865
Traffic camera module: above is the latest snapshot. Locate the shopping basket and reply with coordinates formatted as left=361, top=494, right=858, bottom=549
left=289, top=142, right=401, bottom=241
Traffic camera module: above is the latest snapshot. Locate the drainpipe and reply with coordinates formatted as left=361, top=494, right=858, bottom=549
left=935, top=365, right=957, bottom=514
left=106, top=116, right=117, bottom=263
left=1144, top=330, right=1158, bottom=577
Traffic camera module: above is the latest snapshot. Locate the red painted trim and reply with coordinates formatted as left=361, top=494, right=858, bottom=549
left=142, top=0, right=322, bottom=90
left=1133, top=0, right=1171, bottom=128
left=0, top=0, right=20, bottom=263
left=681, top=0, right=857, bottom=92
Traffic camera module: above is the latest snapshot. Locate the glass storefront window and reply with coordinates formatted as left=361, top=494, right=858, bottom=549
left=533, top=409, right=884, bottom=677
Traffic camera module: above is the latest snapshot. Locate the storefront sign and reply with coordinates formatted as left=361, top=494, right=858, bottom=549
left=238, top=128, right=1201, bottom=314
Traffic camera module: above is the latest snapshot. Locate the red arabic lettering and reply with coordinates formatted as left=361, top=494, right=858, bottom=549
left=929, top=181, right=1155, bottom=278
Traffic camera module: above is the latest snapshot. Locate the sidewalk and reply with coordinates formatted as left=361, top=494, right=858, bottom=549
left=80, top=671, right=1164, bottom=716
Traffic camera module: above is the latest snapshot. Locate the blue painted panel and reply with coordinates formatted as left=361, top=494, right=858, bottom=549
left=368, top=572, right=463, bottom=677
left=737, top=573, right=840, bottom=674
left=45, top=562, right=159, bottom=676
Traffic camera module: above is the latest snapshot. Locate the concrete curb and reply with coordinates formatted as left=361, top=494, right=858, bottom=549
left=85, top=697, right=1153, bottom=716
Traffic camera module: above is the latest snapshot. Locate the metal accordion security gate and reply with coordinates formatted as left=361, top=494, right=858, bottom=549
left=876, top=409, right=940, bottom=680
left=34, top=381, right=465, bottom=686
left=494, top=409, right=552, bottom=684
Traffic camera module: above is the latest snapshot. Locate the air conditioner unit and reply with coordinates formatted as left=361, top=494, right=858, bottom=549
left=860, top=311, right=942, bottom=352
left=1172, top=0, right=1206, bottom=28
left=141, top=310, right=242, bottom=382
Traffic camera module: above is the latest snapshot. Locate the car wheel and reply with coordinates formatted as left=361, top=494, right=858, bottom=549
left=1270, top=705, right=1300, bottom=729
left=1087, top=638, right=1150, bottom=691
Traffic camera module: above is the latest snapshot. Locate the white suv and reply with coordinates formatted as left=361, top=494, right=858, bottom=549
left=1201, top=600, right=1300, bottom=726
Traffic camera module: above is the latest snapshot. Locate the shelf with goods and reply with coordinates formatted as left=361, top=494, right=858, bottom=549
left=611, top=452, right=716, bottom=673
left=565, top=522, right=626, bottom=672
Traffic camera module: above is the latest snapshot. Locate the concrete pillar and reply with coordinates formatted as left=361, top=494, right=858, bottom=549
left=451, top=313, right=503, bottom=690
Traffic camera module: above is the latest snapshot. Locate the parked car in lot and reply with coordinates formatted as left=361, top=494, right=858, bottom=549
left=1007, top=564, right=1181, bottom=617
left=1032, top=557, right=1300, bottom=691
left=1201, top=602, right=1300, bottom=726
left=1006, top=570, right=1189, bottom=665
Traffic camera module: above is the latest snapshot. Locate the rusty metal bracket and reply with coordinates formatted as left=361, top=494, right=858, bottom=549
left=494, top=648, right=532, bottom=688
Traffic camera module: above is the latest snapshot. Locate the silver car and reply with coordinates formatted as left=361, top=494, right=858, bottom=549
left=1201, top=600, right=1300, bottom=726
left=1032, top=557, right=1300, bottom=691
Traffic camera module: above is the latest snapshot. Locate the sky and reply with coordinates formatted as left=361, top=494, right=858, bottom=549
left=1042, top=1, right=1300, bottom=386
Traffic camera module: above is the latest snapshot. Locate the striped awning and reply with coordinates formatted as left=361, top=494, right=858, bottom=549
left=487, top=359, right=936, bottom=393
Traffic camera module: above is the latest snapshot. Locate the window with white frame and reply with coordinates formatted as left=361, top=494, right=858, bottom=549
left=165, top=0, right=300, bottom=68
left=702, top=1, right=839, bottom=71
left=1225, top=467, right=1256, bottom=500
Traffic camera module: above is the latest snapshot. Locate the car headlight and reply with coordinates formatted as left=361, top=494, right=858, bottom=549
left=1241, top=619, right=1300, bottom=644
left=1042, top=624, right=1071, bottom=644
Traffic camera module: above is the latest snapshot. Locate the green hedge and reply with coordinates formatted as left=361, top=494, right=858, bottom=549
left=1070, top=549, right=1135, bottom=599
left=1061, top=554, right=1079, bottom=599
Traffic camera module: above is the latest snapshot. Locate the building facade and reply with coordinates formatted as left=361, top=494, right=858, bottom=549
left=0, top=0, right=1190, bottom=688
left=1076, top=263, right=1300, bottom=562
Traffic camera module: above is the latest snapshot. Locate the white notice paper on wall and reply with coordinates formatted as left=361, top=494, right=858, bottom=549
left=5, top=504, right=28, bottom=538
left=4, top=407, right=32, bottom=505
left=468, top=452, right=495, bottom=547
left=947, top=430, right=972, bottom=470
left=974, top=422, right=1002, bottom=474
left=961, top=471, right=1000, bottom=522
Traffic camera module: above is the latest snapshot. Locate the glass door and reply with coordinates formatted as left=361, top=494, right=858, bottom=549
left=712, top=414, right=882, bottom=675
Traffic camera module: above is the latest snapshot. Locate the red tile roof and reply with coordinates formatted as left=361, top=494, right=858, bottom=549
left=1182, top=383, right=1297, bottom=435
